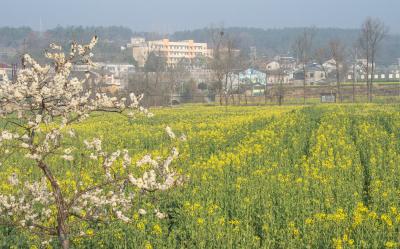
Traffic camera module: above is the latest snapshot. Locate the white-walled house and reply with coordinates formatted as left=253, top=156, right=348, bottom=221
left=292, top=64, right=326, bottom=85
left=266, top=61, right=280, bottom=71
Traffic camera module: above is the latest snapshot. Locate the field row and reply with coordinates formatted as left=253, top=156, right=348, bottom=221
left=1, top=105, right=400, bottom=248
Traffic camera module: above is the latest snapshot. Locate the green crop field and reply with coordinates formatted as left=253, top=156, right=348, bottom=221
left=1, top=104, right=400, bottom=248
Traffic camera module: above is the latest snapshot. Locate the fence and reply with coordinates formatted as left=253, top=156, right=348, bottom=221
left=216, top=83, right=400, bottom=105
left=126, top=83, right=400, bottom=107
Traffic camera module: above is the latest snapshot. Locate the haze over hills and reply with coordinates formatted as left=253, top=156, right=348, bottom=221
left=0, top=26, right=399, bottom=65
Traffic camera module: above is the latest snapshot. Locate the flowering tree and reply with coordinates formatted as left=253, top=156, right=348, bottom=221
left=0, top=37, right=183, bottom=248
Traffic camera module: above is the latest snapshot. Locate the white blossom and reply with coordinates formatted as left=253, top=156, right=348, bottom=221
left=166, top=126, right=176, bottom=139
left=0, top=36, right=185, bottom=246
left=155, top=209, right=167, bottom=219
left=61, top=155, right=74, bottom=161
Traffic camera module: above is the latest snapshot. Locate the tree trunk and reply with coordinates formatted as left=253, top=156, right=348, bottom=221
left=303, top=66, right=307, bottom=105
left=370, top=55, right=375, bottom=103
left=58, top=226, right=70, bottom=249
left=264, top=83, right=267, bottom=105
left=352, top=65, right=356, bottom=103
left=224, top=74, right=229, bottom=106
left=336, top=64, right=341, bottom=103
left=39, top=161, right=69, bottom=249
left=366, top=52, right=370, bottom=102
left=278, top=81, right=284, bottom=106
left=264, top=90, right=267, bottom=105
left=219, top=88, right=223, bottom=106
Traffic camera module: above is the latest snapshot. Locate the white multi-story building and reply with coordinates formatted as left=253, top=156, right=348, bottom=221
left=128, top=37, right=213, bottom=67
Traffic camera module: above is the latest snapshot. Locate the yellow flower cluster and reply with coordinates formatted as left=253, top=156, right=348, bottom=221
left=2, top=104, right=400, bottom=248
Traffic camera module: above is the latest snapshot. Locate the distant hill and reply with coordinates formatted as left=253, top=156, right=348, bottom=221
left=0, top=26, right=137, bottom=64
left=0, top=26, right=399, bottom=65
left=171, top=27, right=400, bottom=65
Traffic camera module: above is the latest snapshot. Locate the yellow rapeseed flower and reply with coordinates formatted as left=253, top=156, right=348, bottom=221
left=197, top=218, right=205, bottom=225
left=152, top=224, right=162, bottom=235
left=144, top=241, right=153, bottom=249
left=381, top=214, right=393, bottom=227
left=385, top=241, right=397, bottom=248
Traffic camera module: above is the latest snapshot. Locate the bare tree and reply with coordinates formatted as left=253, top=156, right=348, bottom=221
left=329, top=39, right=346, bottom=102
left=208, top=26, right=226, bottom=105
left=222, top=36, right=239, bottom=106
left=314, top=47, right=330, bottom=79
left=209, top=27, right=240, bottom=106
left=143, top=51, right=167, bottom=106
left=265, top=63, right=287, bottom=106
left=166, top=59, right=189, bottom=106
left=359, top=17, right=388, bottom=102
left=277, top=67, right=288, bottom=106
left=294, top=28, right=315, bottom=104
left=234, top=53, right=250, bottom=105
left=349, top=44, right=359, bottom=103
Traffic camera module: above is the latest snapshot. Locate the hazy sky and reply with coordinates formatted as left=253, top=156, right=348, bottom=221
left=1, top=0, right=399, bottom=33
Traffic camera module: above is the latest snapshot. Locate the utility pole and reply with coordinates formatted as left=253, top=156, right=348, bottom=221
left=353, top=47, right=358, bottom=103
left=264, top=68, right=268, bottom=105
left=396, top=58, right=400, bottom=97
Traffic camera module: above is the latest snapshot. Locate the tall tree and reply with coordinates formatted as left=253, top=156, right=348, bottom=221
left=329, top=39, right=346, bottom=102
left=209, top=27, right=225, bottom=105
left=143, top=51, right=166, bottom=104
left=166, top=59, right=189, bottom=105
left=222, top=35, right=239, bottom=106
left=209, top=28, right=240, bottom=105
left=349, top=44, right=360, bottom=103
left=359, top=17, right=388, bottom=102
left=294, top=28, right=315, bottom=104
left=275, top=66, right=287, bottom=106
left=314, top=47, right=330, bottom=79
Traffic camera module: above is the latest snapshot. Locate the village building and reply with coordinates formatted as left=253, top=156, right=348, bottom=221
left=128, top=37, right=213, bottom=68
left=292, top=63, right=327, bottom=85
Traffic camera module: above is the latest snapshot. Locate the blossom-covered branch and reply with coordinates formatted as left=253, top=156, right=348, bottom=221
left=0, top=38, right=184, bottom=249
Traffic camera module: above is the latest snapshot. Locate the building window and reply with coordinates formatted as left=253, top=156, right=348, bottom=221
left=381, top=74, right=385, bottom=79
left=389, top=74, right=393, bottom=79
left=396, top=74, right=400, bottom=79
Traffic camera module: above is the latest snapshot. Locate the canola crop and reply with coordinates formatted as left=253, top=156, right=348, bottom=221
left=1, top=104, right=400, bottom=249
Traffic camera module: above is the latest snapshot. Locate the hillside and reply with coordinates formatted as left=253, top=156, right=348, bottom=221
left=171, top=27, right=400, bottom=65
left=0, top=26, right=399, bottom=65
